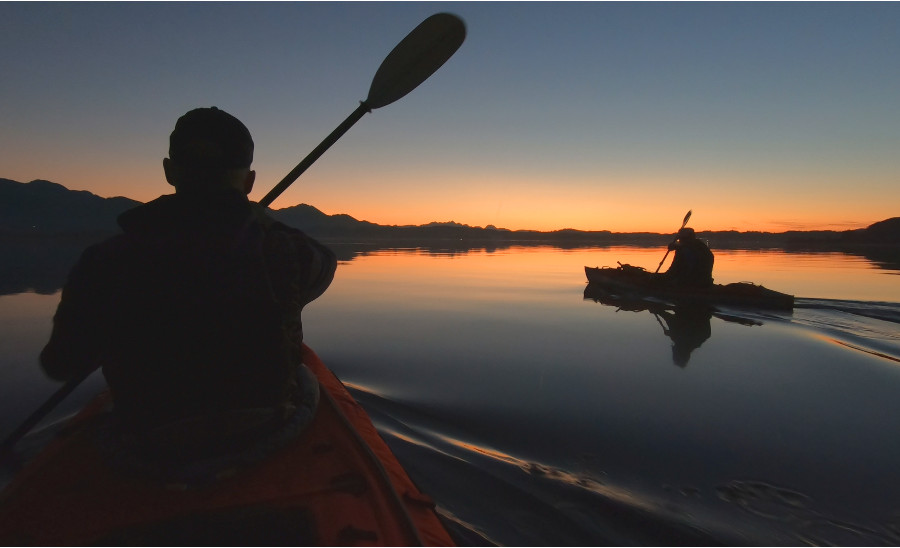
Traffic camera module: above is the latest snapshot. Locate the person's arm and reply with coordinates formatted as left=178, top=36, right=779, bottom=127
left=295, top=234, right=337, bottom=305
left=250, top=202, right=336, bottom=305
left=40, top=246, right=109, bottom=381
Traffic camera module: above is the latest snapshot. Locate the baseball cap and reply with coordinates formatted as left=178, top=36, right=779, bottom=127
left=168, top=107, right=254, bottom=169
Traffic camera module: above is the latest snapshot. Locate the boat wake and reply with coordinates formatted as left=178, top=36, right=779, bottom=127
left=790, top=298, right=900, bottom=363
left=347, top=382, right=900, bottom=546
left=795, top=297, right=900, bottom=325
left=710, top=297, right=900, bottom=365
left=348, top=385, right=740, bottom=546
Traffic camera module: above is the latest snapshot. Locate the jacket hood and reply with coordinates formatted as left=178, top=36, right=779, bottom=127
left=118, top=189, right=257, bottom=235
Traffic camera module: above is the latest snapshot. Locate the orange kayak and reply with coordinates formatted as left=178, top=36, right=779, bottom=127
left=0, top=345, right=454, bottom=546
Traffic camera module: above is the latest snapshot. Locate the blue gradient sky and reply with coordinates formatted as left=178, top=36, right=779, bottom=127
left=2, top=2, right=898, bottom=232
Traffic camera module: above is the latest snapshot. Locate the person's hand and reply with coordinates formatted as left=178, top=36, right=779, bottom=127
left=668, top=242, right=677, bottom=251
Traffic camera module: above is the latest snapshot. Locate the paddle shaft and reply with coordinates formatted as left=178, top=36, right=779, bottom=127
left=0, top=372, right=89, bottom=454
left=259, top=102, right=369, bottom=208
left=655, top=210, right=693, bottom=273
left=655, top=248, right=674, bottom=274
left=260, top=13, right=464, bottom=209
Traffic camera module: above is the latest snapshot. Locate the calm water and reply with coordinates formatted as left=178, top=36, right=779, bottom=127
left=2, top=243, right=900, bottom=545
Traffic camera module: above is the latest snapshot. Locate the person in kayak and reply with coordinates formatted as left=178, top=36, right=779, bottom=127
left=662, top=227, right=714, bottom=287
left=40, top=107, right=337, bottom=436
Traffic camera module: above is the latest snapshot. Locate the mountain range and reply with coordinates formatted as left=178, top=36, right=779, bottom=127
left=2, top=178, right=898, bottom=246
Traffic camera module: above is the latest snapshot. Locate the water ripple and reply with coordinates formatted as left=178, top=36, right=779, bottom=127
left=717, top=479, right=900, bottom=546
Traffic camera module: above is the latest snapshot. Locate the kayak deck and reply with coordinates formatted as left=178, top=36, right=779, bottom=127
left=0, top=345, right=453, bottom=546
left=585, top=265, right=794, bottom=310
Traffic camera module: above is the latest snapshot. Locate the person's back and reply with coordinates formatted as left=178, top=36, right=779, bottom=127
left=663, top=227, right=714, bottom=288
left=40, top=107, right=336, bottom=434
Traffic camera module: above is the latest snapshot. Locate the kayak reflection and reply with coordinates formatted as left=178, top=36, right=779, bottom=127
left=584, top=285, right=760, bottom=367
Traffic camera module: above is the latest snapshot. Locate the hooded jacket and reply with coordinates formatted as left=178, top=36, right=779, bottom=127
left=41, top=189, right=336, bottom=431
left=665, top=236, right=714, bottom=287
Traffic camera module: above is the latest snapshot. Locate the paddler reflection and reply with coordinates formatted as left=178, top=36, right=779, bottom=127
left=584, top=285, right=763, bottom=367
left=583, top=285, right=711, bottom=367
left=652, top=306, right=712, bottom=367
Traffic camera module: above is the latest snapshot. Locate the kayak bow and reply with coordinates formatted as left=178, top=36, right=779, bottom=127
left=0, top=345, right=454, bottom=546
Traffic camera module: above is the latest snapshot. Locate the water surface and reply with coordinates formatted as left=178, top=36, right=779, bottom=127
left=2, top=244, right=899, bottom=545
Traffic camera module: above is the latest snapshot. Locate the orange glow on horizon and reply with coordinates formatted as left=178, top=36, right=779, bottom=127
left=8, top=165, right=891, bottom=234
left=306, top=199, right=880, bottom=234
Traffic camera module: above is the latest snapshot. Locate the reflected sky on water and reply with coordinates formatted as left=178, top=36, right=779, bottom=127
left=302, top=245, right=900, bottom=544
left=2, top=244, right=900, bottom=544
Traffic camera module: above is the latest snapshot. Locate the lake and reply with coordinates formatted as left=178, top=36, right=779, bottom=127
left=2, top=242, right=899, bottom=545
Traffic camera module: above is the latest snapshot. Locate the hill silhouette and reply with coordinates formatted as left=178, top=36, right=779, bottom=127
left=1, top=178, right=898, bottom=292
left=0, top=178, right=140, bottom=235
left=1, top=178, right=897, bottom=247
left=842, top=217, right=900, bottom=244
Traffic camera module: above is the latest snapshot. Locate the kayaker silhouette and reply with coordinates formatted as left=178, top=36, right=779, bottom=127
left=661, top=227, right=715, bottom=287
left=40, top=107, right=337, bottom=444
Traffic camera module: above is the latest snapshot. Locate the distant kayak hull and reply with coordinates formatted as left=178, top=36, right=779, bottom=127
left=585, top=265, right=794, bottom=310
left=0, top=345, right=454, bottom=546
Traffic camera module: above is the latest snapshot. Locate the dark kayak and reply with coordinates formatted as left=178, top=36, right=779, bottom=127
left=0, top=344, right=454, bottom=546
left=585, top=264, right=794, bottom=310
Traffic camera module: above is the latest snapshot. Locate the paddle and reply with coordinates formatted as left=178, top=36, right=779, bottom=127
left=0, top=13, right=466, bottom=456
left=0, top=371, right=90, bottom=456
left=654, top=210, right=692, bottom=273
left=259, top=12, right=466, bottom=208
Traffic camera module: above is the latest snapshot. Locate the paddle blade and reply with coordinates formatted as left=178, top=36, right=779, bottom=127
left=681, top=210, right=692, bottom=229
left=365, top=13, right=466, bottom=110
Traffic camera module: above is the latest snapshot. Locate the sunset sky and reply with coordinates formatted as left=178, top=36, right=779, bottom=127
left=2, top=2, right=898, bottom=233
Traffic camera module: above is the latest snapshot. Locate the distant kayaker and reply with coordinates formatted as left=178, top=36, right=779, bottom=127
left=662, top=227, right=714, bottom=287
left=40, top=107, right=337, bottom=435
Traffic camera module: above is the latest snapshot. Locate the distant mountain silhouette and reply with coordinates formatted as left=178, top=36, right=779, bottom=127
left=1, top=178, right=898, bottom=294
left=0, top=178, right=140, bottom=234
left=842, top=217, right=900, bottom=244
left=270, top=203, right=383, bottom=236
left=1, top=178, right=897, bottom=247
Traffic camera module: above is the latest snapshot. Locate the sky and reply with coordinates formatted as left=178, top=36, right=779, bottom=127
left=1, top=2, right=898, bottom=233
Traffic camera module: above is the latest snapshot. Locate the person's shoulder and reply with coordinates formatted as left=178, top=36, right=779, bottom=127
left=61, top=233, right=134, bottom=283
left=262, top=217, right=309, bottom=240
left=81, top=232, right=131, bottom=259
left=250, top=204, right=313, bottom=238
left=248, top=203, right=334, bottom=256
left=248, top=203, right=293, bottom=230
